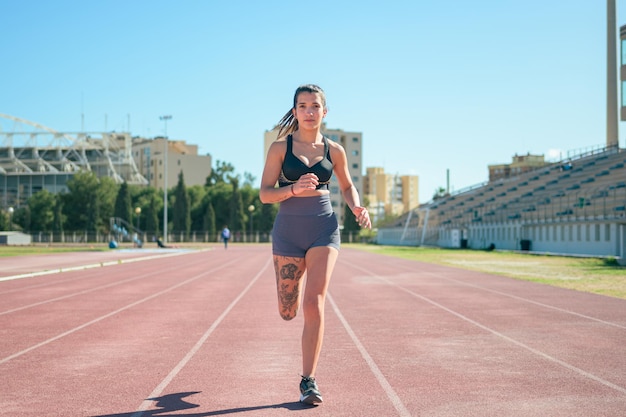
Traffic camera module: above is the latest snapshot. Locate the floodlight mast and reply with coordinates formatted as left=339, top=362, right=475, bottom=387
left=160, top=115, right=172, bottom=244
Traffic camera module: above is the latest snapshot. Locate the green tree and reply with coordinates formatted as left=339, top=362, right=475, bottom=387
left=173, top=171, right=190, bottom=237
left=53, top=193, right=65, bottom=232
left=206, top=160, right=236, bottom=186
left=229, top=177, right=244, bottom=232
left=97, top=177, right=118, bottom=232
left=63, top=171, right=117, bottom=232
left=12, top=206, right=30, bottom=231
left=239, top=180, right=259, bottom=232
left=0, top=209, right=7, bottom=231
left=114, top=181, right=132, bottom=224
left=342, top=204, right=360, bottom=232
left=243, top=172, right=256, bottom=187
left=130, top=186, right=161, bottom=237
left=188, top=184, right=207, bottom=232
left=147, top=192, right=160, bottom=236
left=258, top=202, right=278, bottom=233
left=433, top=187, right=448, bottom=200
left=209, top=181, right=234, bottom=232
left=28, top=190, right=56, bottom=231
left=202, top=197, right=216, bottom=241
left=63, top=172, right=100, bottom=230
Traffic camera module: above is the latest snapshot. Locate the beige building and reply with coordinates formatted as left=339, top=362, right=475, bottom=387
left=264, top=123, right=363, bottom=225
left=363, top=167, right=419, bottom=223
left=488, top=153, right=549, bottom=182
left=132, top=137, right=212, bottom=189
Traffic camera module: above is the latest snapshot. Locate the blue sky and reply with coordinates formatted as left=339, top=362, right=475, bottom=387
left=1, top=1, right=622, bottom=203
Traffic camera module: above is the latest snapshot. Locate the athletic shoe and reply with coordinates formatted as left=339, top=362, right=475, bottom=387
left=299, top=376, right=323, bottom=405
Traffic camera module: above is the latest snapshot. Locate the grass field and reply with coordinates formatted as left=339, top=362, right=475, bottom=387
left=0, top=245, right=109, bottom=257
left=1, top=243, right=624, bottom=300
left=348, top=244, right=626, bottom=300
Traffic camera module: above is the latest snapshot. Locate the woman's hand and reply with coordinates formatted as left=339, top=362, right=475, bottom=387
left=292, top=173, right=319, bottom=195
left=352, top=206, right=371, bottom=229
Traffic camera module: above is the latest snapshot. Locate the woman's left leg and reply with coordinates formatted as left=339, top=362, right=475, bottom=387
left=301, top=246, right=339, bottom=377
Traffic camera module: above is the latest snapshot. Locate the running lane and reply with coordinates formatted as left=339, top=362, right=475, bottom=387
left=1, top=246, right=625, bottom=416
left=327, top=249, right=626, bottom=416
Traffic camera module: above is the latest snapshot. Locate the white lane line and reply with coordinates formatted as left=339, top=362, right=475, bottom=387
left=0, top=257, right=209, bottom=316
left=0, top=249, right=197, bottom=282
left=0, top=257, right=240, bottom=366
left=131, top=258, right=272, bottom=417
left=0, top=269, right=110, bottom=296
left=328, top=293, right=412, bottom=417
left=390, top=279, right=626, bottom=395
left=432, top=271, right=626, bottom=330
left=349, top=263, right=626, bottom=396
left=382, top=257, right=626, bottom=330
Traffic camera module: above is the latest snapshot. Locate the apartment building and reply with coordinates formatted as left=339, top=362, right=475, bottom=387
left=132, top=137, right=212, bottom=189
left=488, top=153, right=549, bottom=182
left=363, top=167, right=419, bottom=224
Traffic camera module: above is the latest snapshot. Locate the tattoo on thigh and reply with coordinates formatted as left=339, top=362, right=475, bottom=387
left=273, top=257, right=304, bottom=318
left=279, top=282, right=300, bottom=317
left=280, top=263, right=301, bottom=280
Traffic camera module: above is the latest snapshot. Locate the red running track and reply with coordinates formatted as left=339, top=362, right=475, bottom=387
left=0, top=245, right=625, bottom=416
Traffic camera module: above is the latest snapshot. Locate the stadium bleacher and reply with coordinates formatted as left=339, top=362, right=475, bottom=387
left=376, top=147, right=626, bottom=261
left=427, top=147, right=625, bottom=228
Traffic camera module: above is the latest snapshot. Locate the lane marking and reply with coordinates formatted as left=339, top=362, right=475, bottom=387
left=328, top=293, right=412, bottom=417
left=0, top=268, right=115, bottom=296
left=347, top=262, right=626, bottom=396
left=0, top=257, right=241, bottom=366
left=382, top=257, right=626, bottom=330
left=430, top=271, right=626, bottom=330
left=0, top=256, right=210, bottom=316
left=131, top=258, right=272, bottom=416
left=0, top=249, right=199, bottom=282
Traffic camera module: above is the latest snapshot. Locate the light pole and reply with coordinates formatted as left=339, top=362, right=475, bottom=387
left=160, top=115, right=172, bottom=244
left=135, top=206, right=141, bottom=230
left=7, top=207, right=14, bottom=230
left=248, top=204, right=255, bottom=242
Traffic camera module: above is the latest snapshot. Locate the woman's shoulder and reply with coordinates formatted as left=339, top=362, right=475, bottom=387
left=269, top=137, right=288, bottom=151
left=265, top=138, right=288, bottom=162
left=326, top=138, right=346, bottom=156
left=325, top=138, right=338, bottom=147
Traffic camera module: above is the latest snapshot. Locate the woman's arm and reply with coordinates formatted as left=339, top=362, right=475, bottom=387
left=259, top=140, right=297, bottom=204
left=330, top=142, right=372, bottom=229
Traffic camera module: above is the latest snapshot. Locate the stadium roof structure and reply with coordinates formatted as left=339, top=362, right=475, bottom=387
left=0, top=113, right=147, bottom=185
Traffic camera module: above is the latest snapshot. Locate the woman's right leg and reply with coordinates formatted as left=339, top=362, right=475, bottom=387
left=300, top=246, right=338, bottom=378
left=273, top=255, right=306, bottom=320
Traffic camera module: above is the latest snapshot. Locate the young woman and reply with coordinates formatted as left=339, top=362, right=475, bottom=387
left=259, top=84, right=371, bottom=405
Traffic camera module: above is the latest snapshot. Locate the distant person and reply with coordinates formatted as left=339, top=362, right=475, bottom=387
left=132, top=233, right=142, bottom=248
left=221, top=226, right=231, bottom=249
left=259, top=84, right=371, bottom=405
left=156, top=237, right=175, bottom=249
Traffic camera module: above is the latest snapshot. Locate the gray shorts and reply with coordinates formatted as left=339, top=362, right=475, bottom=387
left=272, top=194, right=340, bottom=257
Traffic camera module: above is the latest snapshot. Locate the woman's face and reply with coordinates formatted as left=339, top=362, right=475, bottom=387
left=292, top=92, right=326, bottom=130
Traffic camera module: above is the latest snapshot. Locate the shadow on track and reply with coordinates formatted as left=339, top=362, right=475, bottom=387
left=91, top=391, right=315, bottom=416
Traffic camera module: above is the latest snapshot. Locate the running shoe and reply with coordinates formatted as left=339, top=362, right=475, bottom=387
left=299, top=376, right=323, bottom=405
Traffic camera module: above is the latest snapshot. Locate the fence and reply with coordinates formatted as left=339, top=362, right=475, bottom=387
left=26, top=230, right=367, bottom=245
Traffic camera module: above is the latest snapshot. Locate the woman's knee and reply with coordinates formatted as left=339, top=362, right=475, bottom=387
left=302, top=295, right=324, bottom=319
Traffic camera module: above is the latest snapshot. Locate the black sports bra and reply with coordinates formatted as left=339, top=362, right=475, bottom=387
left=278, top=135, right=333, bottom=190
